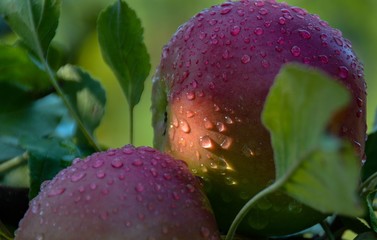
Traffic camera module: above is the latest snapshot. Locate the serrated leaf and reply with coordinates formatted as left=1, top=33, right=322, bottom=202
left=0, top=44, right=50, bottom=91
left=97, top=0, right=150, bottom=109
left=262, top=63, right=362, bottom=217
left=23, top=136, right=81, bottom=199
left=57, top=65, right=106, bottom=138
left=0, top=0, right=60, bottom=59
left=283, top=138, right=363, bottom=216
left=262, top=63, right=350, bottom=178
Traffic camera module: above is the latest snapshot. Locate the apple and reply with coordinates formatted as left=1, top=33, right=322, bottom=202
left=15, top=145, right=220, bottom=240
left=151, top=0, right=366, bottom=236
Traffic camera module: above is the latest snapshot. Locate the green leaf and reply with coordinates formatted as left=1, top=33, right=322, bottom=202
left=0, top=219, right=12, bottom=240
left=0, top=0, right=61, bottom=59
left=97, top=0, right=150, bottom=109
left=57, top=65, right=106, bottom=140
left=24, top=136, right=81, bottom=199
left=262, top=63, right=350, bottom=178
left=0, top=88, right=68, bottom=161
left=365, top=191, right=377, bottom=232
left=262, top=63, right=362, bottom=216
left=0, top=44, right=50, bottom=91
left=362, top=131, right=377, bottom=181
left=283, top=137, right=363, bottom=216
left=354, top=232, right=377, bottom=240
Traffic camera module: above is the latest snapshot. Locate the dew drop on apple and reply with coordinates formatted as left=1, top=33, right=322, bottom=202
left=135, top=183, right=144, bottom=193
left=132, top=159, right=144, bottom=167
left=186, top=91, right=195, bottom=100
left=92, top=159, right=104, bottom=169
left=216, top=122, right=226, bottom=132
left=254, top=27, right=264, bottom=36
left=231, top=25, right=241, bottom=36
left=180, top=119, right=191, bottom=133
left=319, top=55, right=329, bottom=64
left=199, top=136, right=214, bottom=149
left=96, top=170, right=106, bottom=179
left=47, top=187, right=65, bottom=197
left=290, top=46, right=301, bottom=57
left=220, top=6, right=232, bottom=15
left=71, top=172, right=86, bottom=182
left=278, top=17, right=286, bottom=25
left=338, top=66, right=349, bottom=79
left=241, top=54, right=251, bottom=64
left=333, top=37, right=343, bottom=46
left=111, top=158, right=124, bottom=168
left=203, top=117, right=215, bottom=130
left=220, top=137, right=233, bottom=150
left=298, top=29, right=311, bottom=39
left=254, top=0, right=265, bottom=7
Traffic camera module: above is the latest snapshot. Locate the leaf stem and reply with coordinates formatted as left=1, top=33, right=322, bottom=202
left=225, top=181, right=282, bottom=240
left=0, top=154, right=28, bottom=175
left=43, top=61, right=101, bottom=152
left=129, top=106, right=134, bottom=145
left=359, top=171, right=377, bottom=195
left=320, top=220, right=335, bottom=240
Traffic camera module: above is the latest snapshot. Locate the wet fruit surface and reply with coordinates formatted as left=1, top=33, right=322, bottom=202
left=152, top=0, right=366, bottom=236
left=15, top=145, right=220, bottom=240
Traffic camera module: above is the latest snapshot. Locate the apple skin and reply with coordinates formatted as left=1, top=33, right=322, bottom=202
left=152, top=0, right=366, bottom=237
left=15, top=145, right=220, bottom=240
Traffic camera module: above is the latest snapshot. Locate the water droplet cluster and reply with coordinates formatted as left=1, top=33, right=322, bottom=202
left=15, top=145, right=220, bottom=240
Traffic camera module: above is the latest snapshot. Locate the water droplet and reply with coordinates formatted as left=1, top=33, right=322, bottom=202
left=186, top=91, right=195, bottom=100
left=135, top=183, right=144, bottom=192
left=186, top=184, right=196, bottom=193
left=225, top=116, right=233, bottom=124
left=90, top=183, right=97, bottom=190
left=254, top=27, right=264, bottom=36
left=163, top=173, right=172, bottom=180
left=186, top=110, right=195, bottom=118
left=92, top=159, right=104, bottom=169
left=257, top=197, right=273, bottom=210
left=254, top=0, right=265, bottom=7
left=216, top=122, right=226, bottom=132
left=357, top=97, right=364, bottom=107
left=180, top=71, right=190, bottom=83
left=200, top=227, right=210, bottom=238
left=222, top=49, right=230, bottom=59
left=36, top=233, right=45, bottom=240
left=356, top=109, right=362, bottom=118
left=209, top=19, right=217, bottom=26
left=96, top=170, right=106, bottom=179
left=132, top=159, right=144, bottom=167
left=319, top=55, right=329, bottom=64
left=203, top=117, right=215, bottom=130
left=241, top=54, right=251, bottom=64
left=111, top=158, right=124, bottom=168
left=213, top=104, right=220, bottom=112
left=290, top=45, right=301, bottom=57
left=231, top=25, right=241, bottom=36
left=237, top=9, right=245, bottom=17
left=261, top=59, right=270, bottom=68
left=278, top=17, right=286, bottom=25
left=71, top=172, right=86, bottom=182
left=47, top=187, right=66, bottom=197
left=334, top=37, right=343, bottom=46
left=259, top=8, right=268, bottom=15
left=220, top=7, right=232, bottom=15
left=338, top=66, right=349, bottom=79
left=200, top=136, right=214, bottom=149
left=180, top=120, right=191, bottom=133
left=220, top=137, right=233, bottom=149
left=122, top=147, right=134, bottom=154
left=298, top=29, right=311, bottom=39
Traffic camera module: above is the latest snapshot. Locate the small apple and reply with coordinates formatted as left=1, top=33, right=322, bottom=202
left=152, top=0, right=366, bottom=236
left=15, top=145, right=220, bottom=240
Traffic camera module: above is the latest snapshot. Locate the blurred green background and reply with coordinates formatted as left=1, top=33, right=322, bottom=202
left=49, top=0, right=377, bottom=148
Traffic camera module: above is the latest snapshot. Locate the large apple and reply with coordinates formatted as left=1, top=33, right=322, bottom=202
left=151, top=0, right=366, bottom=237
left=15, top=145, right=220, bottom=240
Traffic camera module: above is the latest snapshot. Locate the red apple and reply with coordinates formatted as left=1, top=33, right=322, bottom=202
left=152, top=0, right=366, bottom=236
left=15, top=145, right=220, bottom=240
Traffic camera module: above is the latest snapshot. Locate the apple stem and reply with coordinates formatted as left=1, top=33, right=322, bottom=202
left=129, top=107, right=134, bottom=145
